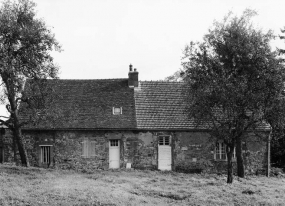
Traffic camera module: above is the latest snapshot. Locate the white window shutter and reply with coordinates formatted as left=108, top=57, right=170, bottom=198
left=81, top=141, right=85, bottom=157
left=85, top=140, right=88, bottom=157
left=90, top=141, right=96, bottom=157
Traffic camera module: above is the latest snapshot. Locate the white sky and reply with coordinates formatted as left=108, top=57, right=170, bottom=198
left=0, top=0, right=285, bottom=116
left=33, top=0, right=285, bottom=81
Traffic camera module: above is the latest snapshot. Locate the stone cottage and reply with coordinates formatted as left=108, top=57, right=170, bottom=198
left=0, top=65, right=269, bottom=173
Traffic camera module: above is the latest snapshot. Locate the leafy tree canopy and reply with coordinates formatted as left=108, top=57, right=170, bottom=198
left=0, top=0, right=61, bottom=166
left=182, top=9, right=285, bottom=183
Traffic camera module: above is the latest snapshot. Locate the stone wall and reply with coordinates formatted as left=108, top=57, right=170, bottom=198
left=173, top=132, right=215, bottom=173
left=243, top=133, right=267, bottom=174
left=23, top=130, right=109, bottom=170
left=173, top=132, right=267, bottom=174
left=0, top=130, right=15, bottom=163
left=0, top=129, right=268, bottom=174
left=123, top=132, right=158, bottom=170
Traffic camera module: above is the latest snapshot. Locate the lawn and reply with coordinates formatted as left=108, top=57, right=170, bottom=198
left=0, top=165, right=285, bottom=206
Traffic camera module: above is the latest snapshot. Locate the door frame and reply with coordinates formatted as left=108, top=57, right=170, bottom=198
left=109, top=139, right=120, bottom=169
left=158, top=136, right=172, bottom=170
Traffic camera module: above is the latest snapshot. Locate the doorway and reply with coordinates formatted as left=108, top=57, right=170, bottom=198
left=158, top=136, right=172, bottom=170
left=109, top=140, right=120, bottom=169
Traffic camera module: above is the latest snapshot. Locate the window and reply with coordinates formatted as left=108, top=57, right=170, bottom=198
left=214, top=142, right=236, bottom=161
left=40, top=146, right=52, bottom=164
left=113, top=107, right=122, bottom=115
left=82, top=139, right=96, bottom=158
left=110, top=139, right=119, bottom=147
left=159, top=136, right=170, bottom=145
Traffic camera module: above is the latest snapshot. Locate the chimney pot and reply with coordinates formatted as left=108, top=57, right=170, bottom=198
left=134, top=68, right=137, bottom=72
left=129, top=64, right=133, bottom=72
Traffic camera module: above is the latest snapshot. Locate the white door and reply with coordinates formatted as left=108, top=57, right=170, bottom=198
left=109, top=140, right=120, bottom=169
left=158, top=136, right=172, bottom=170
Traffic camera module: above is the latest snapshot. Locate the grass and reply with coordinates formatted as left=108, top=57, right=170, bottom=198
left=0, top=165, right=285, bottom=205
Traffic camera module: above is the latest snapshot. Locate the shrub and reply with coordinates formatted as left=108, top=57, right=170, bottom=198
left=175, top=162, right=204, bottom=174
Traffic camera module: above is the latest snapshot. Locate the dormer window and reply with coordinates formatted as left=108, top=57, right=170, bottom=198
left=113, top=107, right=122, bottom=115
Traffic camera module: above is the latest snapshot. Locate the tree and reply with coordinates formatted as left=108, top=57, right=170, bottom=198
left=182, top=9, right=285, bottom=183
left=0, top=0, right=61, bottom=166
left=164, top=70, right=184, bottom=82
left=278, top=28, right=285, bottom=55
left=271, top=129, right=285, bottom=170
left=269, top=27, right=285, bottom=172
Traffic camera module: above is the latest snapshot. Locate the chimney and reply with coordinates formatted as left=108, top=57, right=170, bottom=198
left=128, top=64, right=138, bottom=88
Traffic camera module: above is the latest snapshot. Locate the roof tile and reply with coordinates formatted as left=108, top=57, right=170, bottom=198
left=20, top=79, right=137, bottom=129
left=20, top=79, right=269, bottom=131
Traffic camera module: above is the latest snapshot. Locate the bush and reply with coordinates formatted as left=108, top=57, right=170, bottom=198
left=175, top=163, right=204, bottom=174
left=270, top=167, right=285, bottom=176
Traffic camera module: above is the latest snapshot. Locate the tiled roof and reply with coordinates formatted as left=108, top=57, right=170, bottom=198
left=134, top=81, right=194, bottom=129
left=20, top=79, right=269, bottom=131
left=20, top=79, right=137, bottom=129
left=134, top=81, right=269, bottom=130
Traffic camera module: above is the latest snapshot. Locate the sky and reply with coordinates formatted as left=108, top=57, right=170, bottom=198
left=32, top=0, right=285, bottom=81
left=0, top=0, right=285, bottom=116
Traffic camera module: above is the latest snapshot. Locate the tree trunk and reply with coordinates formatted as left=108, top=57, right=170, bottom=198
left=9, top=106, right=29, bottom=167
left=236, top=136, right=245, bottom=177
left=227, top=149, right=234, bottom=184
left=12, top=136, right=17, bottom=163
left=3, top=76, right=29, bottom=167
left=12, top=126, right=29, bottom=167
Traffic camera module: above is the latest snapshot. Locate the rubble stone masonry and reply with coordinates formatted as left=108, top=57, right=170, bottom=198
left=0, top=130, right=267, bottom=174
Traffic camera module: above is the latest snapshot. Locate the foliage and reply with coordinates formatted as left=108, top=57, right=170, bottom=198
left=278, top=28, right=285, bottom=55
left=164, top=70, right=184, bottom=82
left=0, top=0, right=61, bottom=166
left=270, top=27, right=285, bottom=170
left=175, top=162, right=205, bottom=174
left=182, top=9, right=285, bottom=183
left=271, top=129, right=285, bottom=170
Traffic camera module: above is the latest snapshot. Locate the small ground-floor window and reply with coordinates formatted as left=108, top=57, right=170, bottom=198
left=40, top=145, right=52, bottom=164
left=82, top=139, right=96, bottom=158
left=215, top=142, right=236, bottom=161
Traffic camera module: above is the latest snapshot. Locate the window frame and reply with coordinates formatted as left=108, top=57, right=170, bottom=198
left=112, top=107, right=122, bottom=115
left=82, top=139, right=96, bottom=158
left=39, top=145, right=53, bottom=164
left=158, top=136, right=170, bottom=146
left=110, top=139, right=119, bottom=147
left=214, top=142, right=236, bottom=161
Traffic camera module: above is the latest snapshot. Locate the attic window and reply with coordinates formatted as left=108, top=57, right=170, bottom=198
left=113, top=107, right=122, bottom=115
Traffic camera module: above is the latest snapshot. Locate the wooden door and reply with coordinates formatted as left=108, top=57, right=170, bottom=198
left=109, top=140, right=120, bottom=169
left=158, top=136, right=171, bottom=170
